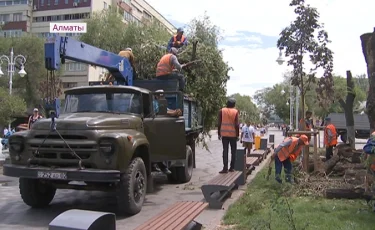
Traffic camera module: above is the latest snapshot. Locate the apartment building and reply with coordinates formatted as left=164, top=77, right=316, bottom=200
left=0, top=0, right=176, bottom=90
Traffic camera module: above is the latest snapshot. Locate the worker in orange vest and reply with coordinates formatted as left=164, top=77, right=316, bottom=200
left=324, top=117, right=338, bottom=160
left=297, top=111, right=313, bottom=139
left=167, top=28, right=188, bottom=51
left=156, top=47, right=187, bottom=91
left=272, top=135, right=309, bottom=183
left=218, top=98, right=240, bottom=173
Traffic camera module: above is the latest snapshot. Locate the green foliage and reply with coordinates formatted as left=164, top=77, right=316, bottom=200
left=0, top=35, right=46, bottom=106
left=277, top=0, right=334, bottom=121
left=0, top=87, right=26, bottom=126
left=229, top=93, right=259, bottom=123
left=81, top=10, right=231, bottom=133
left=254, top=73, right=369, bottom=120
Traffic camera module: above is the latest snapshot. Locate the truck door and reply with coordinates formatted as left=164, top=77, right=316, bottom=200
left=143, top=92, right=186, bottom=162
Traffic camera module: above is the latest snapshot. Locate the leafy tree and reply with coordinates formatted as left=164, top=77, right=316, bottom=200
left=0, top=87, right=26, bottom=127
left=80, top=10, right=230, bottom=134
left=277, top=0, right=334, bottom=171
left=229, top=93, right=259, bottom=123
left=277, top=0, right=334, bottom=123
left=0, top=36, right=48, bottom=107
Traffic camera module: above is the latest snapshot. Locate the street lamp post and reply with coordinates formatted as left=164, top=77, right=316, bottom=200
left=276, top=50, right=299, bottom=131
left=0, top=48, right=27, bottom=129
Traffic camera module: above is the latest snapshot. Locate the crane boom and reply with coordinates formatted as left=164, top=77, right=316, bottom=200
left=44, top=35, right=134, bottom=86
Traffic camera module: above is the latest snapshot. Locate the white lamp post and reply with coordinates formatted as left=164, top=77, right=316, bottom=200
left=276, top=49, right=299, bottom=130
left=0, top=48, right=27, bottom=129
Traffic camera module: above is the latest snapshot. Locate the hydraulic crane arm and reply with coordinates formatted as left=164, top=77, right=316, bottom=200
left=44, top=35, right=133, bottom=86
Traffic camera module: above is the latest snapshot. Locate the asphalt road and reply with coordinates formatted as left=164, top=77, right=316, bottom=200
left=0, top=130, right=293, bottom=229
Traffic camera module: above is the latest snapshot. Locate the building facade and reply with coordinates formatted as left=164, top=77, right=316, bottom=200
left=0, top=0, right=176, bottom=90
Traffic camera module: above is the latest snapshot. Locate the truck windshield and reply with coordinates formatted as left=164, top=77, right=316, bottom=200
left=63, top=92, right=141, bottom=114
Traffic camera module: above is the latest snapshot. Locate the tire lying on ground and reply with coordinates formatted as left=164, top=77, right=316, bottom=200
left=19, top=178, right=56, bottom=208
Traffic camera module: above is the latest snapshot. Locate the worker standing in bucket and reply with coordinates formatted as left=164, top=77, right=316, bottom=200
left=167, top=28, right=188, bottom=51
left=271, top=135, right=309, bottom=183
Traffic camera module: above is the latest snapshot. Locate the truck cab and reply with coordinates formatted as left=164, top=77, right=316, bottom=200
left=3, top=80, right=202, bottom=216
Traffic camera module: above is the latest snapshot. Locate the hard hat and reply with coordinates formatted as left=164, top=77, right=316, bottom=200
left=125, top=48, right=132, bottom=52
left=226, top=98, right=236, bottom=107
left=33, top=108, right=39, bottom=112
left=299, top=135, right=309, bottom=145
left=177, top=27, right=184, bottom=33
left=170, top=47, right=178, bottom=55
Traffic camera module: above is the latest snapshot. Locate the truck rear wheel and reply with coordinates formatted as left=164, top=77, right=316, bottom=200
left=117, top=157, right=147, bottom=215
left=168, top=146, right=193, bottom=184
left=19, top=178, right=56, bottom=208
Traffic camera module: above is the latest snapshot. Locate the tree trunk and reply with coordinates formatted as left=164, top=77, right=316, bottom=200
left=360, top=29, right=375, bottom=133
left=325, top=188, right=365, bottom=199
left=338, top=70, right=356, bottom=148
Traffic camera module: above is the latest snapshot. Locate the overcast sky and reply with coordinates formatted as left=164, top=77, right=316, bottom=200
left=147, top=0, right=373, bottom=97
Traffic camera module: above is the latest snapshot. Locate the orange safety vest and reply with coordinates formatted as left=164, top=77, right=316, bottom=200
left=296, top=118, right=312, bottom=138
left=220, top=108, right=238, bottom=137
left=276, top=137, right=303, bottom=162
left=324, top=124, right=338, bottom=146
left=156, top=54, right=173, bottom=77
left=173, top=35, right=186, bottom=43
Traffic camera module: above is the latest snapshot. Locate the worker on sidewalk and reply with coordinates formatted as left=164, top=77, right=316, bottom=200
left=272, top=135, right=309, bottom=183
left=324, top=117, right=338, bottom=160
left=167, top=28, right=188, bottom=51
left=118, top=48, right=137, bottom=79
left=218, top=98, right=239, bottom=174
left=156, top=47, right=186, bottom=92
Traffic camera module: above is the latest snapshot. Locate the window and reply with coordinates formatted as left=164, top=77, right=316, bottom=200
left=0, top=30, right=22, bottom=38
left=64, top=92, right=142, bottom=114
left=122, top=0, right=130, bottom=4
left=62, top=82, right=78, bottom=89
left=0, top=14, right=10, bottom=22
left=103, top=2, right=107, bottom=9
left=13, top=13, right=22, bottom=22
left=54, top=0, right=58, bottom=5
left=47, top=0, right=50, bottom=5
left=65, top=0, right=68, bottom=4
left=40, top=0, right=44, bottom=6
left=33, top=13, right=90, bottom=23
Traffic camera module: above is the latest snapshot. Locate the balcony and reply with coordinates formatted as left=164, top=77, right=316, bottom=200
left=117, top=0, right=131, bottom=13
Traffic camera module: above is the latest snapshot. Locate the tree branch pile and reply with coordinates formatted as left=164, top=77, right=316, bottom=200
left=292, top=144, right=369, bottom=199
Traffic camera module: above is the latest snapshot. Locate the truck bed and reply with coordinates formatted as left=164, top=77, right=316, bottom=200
left=327, top=113, right=369, bottom=130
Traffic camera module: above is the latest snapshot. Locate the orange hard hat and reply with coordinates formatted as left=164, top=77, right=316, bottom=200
left=299, top=135, right=309, bottom=145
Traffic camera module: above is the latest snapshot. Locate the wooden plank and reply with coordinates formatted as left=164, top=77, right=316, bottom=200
left=205, top=171, right=241, bottom=186
left=136, top=201, right=207, bottom=230
left=246, top=157, right=258, bottom=165
left=166, top=202, right=208, bottom=230
left=135, top=202, right=189, bottom=230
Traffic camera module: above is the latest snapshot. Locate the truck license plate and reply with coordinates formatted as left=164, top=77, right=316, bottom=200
left=37, top=171, right=67, bottom=180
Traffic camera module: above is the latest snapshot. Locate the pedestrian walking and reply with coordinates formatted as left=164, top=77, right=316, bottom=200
left=218, top=98, right=239, bottom=173
left=241, top=120, right=255, bottom=157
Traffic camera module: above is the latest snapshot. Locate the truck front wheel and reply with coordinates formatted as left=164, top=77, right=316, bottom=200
left=168, top=146, right=193, bottom=184
left=117, top=157, right=147, bottom=215
left=19, top=178, right=56, bottom=208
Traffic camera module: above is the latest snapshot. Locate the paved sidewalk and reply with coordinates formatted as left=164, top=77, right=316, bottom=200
left=0, top=130, right=283, bottom=230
